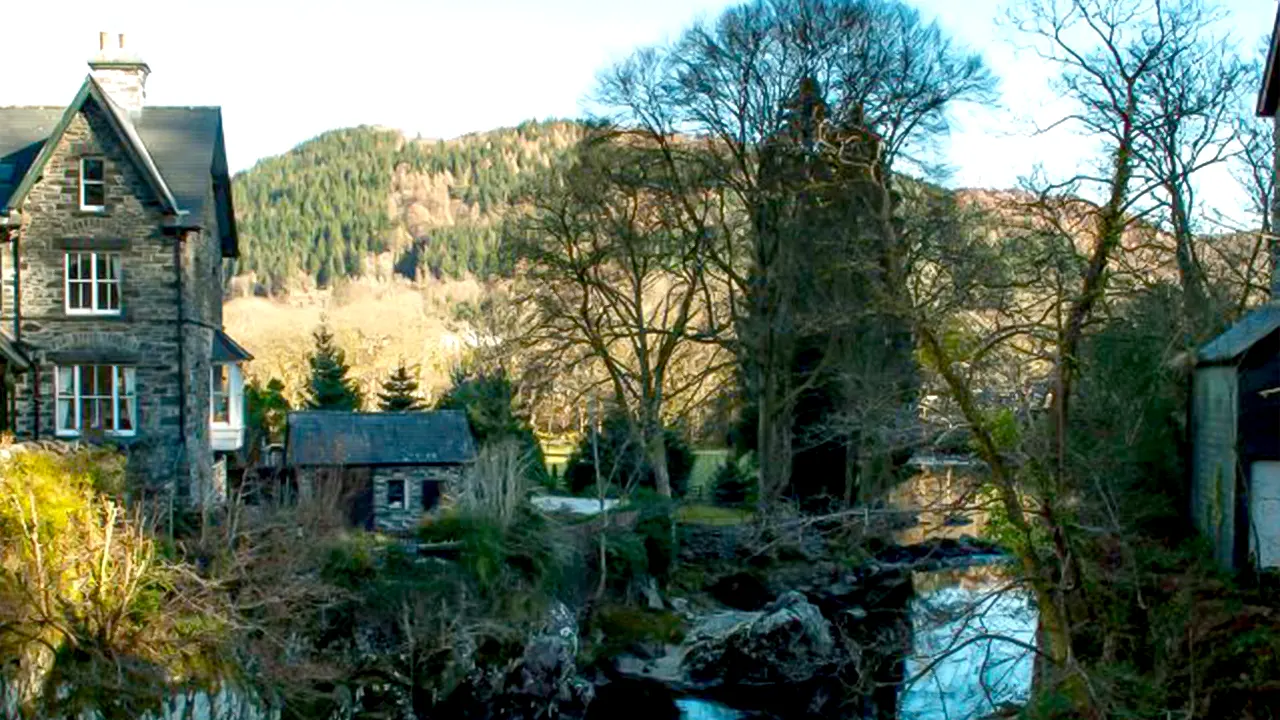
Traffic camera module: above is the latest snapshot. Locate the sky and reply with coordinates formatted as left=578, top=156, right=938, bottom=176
left=0, top=0, right=1276, bottom=221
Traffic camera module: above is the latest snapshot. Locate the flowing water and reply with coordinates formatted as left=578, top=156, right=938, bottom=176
left=899, top=560, right=1036, bottom=720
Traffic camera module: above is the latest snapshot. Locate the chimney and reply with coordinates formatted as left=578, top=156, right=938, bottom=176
left=88, top=31, right=150, bottom=114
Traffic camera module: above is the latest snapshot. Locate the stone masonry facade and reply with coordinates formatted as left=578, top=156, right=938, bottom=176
left=372, top=465, right=462, bottom=533
left=0, top=95, right=223, bottom=503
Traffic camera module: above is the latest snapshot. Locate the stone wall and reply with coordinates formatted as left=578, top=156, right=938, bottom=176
left=0, top=95, right=217, bottom=502
left=372, top=465, right=462, bottom=533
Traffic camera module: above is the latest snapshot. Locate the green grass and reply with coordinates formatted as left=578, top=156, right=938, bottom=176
left=678, top=504, right=752, bottom=526
left=688, top=449, right=730, bottom=498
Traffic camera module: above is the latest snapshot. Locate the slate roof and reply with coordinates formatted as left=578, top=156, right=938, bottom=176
left=1197, top=303, right=1280, bottom=365
left=211, top=329, right=253, bottom=363
left=0, top=76, right=238, bottom=256
left=286, top=411, right=477, bottom=467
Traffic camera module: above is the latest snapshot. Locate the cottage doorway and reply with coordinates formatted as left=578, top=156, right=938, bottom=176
left=345, top=467, right=374, bottom=531
left=1250, top=461, right=1280, bottom=569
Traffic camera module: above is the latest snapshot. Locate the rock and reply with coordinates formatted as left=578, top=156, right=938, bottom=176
left=842, top=606, right=868, bottom=621
left=708, top=571, right=773, bottom=611
left=642, top=576, right=665, bottom=611
left=519, top=634, right=575, bottom=698
left=684, top=591, right=835, bottom=686
left=669, top=597, right=691, bottom=616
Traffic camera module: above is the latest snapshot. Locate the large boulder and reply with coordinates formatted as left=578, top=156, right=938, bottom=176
left=684, top=591, right=835, bottom=685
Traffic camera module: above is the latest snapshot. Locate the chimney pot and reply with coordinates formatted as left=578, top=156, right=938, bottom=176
left=118, top=33, right=125, bottom=50
left=99, top=31, right=106, bottom=51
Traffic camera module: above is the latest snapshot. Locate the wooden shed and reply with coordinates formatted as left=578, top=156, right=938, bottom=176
left=1192, top=305, right=1280, bottom=569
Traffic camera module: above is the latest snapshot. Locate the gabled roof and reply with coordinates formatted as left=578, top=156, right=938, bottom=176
left=0, top=77, right=239, bottom=256
left=1260, top=4, right=1280, bottom=116
left=4, top=77, right=178, bottom=214
left=286, top=410, right=477, bottom=467
left=1197, top=303, right=1280, bottom=365
left=211, top=329, right=253, bottom=363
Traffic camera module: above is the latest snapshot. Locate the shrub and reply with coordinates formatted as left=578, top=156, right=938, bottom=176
left=452, top=439, right=530, bottom=527
left=565, top=411, right=694, bottom=497
left=710, top=458, right=753, bottom=507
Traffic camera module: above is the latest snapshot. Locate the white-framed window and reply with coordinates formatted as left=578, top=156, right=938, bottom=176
left=55, top=364, right=136, bottom=437
left=387, top=478, right=406, bottom=510
left=80, top=157, right=105, bottom=211
left=211, top=365, right=231, bottom=424
left=65, top=251, right=121, bottom=315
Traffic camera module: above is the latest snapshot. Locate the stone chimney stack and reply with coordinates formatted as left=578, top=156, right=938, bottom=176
left=88, top=32, right=150, bottom=114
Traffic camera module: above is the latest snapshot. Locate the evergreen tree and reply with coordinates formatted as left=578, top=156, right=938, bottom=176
left=305, top=326, right=362, bottom=411
left=247, top=376, right=293, bottom=443
left=378, top=362, right=425, bottom=412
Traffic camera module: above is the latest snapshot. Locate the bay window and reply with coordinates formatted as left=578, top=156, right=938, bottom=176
left=210, top=362, right=246, bottom=451
left=211, top=365, right=231, bottom=424
left=55, top=364, right=136, bottom=437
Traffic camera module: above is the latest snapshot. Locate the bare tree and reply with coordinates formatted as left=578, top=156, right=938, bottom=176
left=508, top=132, right=732, bottom=498
left=594, top=0, right=995, bottom=506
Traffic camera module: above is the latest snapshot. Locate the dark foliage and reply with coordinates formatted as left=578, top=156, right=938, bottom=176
left=435, top=367, right=550, bottom=486
left=377, top=362, right=425, bottom=412
left=304, top=326, right=363, bottom=411
left=564, top=411, right=694, bottom=497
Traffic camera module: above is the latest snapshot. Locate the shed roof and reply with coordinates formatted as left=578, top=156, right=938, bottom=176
left=1260, top=4, right=1280, bottom=116
left=0, top=77, right=238, bottom=256
left=286, top=410, right=476, bottom=467
left=1197, top=303, right=1280, bottom=365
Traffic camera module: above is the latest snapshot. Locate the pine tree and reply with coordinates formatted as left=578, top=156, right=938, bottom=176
left=378, top=362, right=425, bottom=412
left=305, top=326, right=362, bottom=410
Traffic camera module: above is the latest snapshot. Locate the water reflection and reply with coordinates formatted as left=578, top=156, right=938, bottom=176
left=677, top=697, right=744, bottom=719
left=899, top=563, right=1036, bottom=720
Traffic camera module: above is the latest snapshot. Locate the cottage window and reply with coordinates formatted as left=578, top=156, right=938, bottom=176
left=211, top=366, right=231, bottom=424
left=80, top=157, right=105, bottom=211
left=387, top=478, right=406, bottom=510
left=55, top=364, right=136, bottom=437
left=65, top=252, right=121, bottom=315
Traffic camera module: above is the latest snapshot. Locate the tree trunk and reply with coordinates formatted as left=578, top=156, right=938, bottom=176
left=647, top=425, right=672, bottom=498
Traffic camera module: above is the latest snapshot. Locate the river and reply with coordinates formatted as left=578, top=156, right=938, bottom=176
left=676, top=559, right=1036, bottom=720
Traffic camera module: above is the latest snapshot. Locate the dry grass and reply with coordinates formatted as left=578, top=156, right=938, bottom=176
left=224, top=275, right=487, bottom=407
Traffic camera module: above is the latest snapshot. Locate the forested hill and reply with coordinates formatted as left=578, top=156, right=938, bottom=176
left=231, top=120, right=580, bottom=293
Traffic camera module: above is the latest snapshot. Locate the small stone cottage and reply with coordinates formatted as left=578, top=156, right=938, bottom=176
left=0, top=33, right=249, bottom=506
left=285, top=410, right=476, bottom=532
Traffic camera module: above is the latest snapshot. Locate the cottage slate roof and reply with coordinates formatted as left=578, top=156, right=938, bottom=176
left=0, top=76, right=238, bottom=256
left=286, top=411, right=477, bottom=467
left=211, top=329, right=253, bottom=363
left=1197, top=303, right=1280, bottom=365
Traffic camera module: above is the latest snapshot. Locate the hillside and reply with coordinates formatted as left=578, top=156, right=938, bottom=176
left=231, top=120, right=581, bottom=294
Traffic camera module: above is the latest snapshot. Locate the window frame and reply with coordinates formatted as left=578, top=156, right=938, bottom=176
left=79, top=156, right=106, bottom=212
left=387, top=478, right=407, bottom=510
left=210, top=365, right=231, bottom=425
left=54, top=364, right=137, bottom=438
left=64, top=251, right=122, bottom=316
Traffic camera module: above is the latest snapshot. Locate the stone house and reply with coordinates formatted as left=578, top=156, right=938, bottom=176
left=0, top=34, right=250, bottom=505
left=1191, top=10, right=1280, bottom=570
left=285, top=410, right=476, bottom=532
